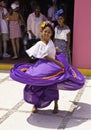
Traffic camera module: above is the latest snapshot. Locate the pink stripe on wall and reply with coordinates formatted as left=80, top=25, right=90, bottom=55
left=72, top=0, right=91, bottom=69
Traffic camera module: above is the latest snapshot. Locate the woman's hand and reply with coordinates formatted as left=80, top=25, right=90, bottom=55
left=45, top=55, right=65, bottom=70
left=66, top=47, right=69, bottom=52
left=59, top=62, right=64, bottom=69
left=59, top=62, right=65, bottom=73
left=55, top=46, right=59, bottom=51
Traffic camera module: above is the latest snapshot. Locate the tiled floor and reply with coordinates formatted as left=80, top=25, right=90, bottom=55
left=0, top=71, right=91, bottom=130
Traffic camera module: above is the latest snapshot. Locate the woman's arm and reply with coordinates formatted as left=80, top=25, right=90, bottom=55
left=2, top=11, right=9, bottom=20
left=45, top=55, right=64, bottom=69
left=66, top=32, right=70, bottom=51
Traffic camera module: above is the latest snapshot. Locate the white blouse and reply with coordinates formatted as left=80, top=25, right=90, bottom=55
left=26, top=40, right=56, bottom=59
left=54, top=26, right=70, bottom=41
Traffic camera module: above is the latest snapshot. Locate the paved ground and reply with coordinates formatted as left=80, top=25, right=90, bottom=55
left=0, top=70, right=91, bottom=130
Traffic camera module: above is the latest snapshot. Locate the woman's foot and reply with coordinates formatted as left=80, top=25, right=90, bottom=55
left=12, top=56, right=18, bottom=60
left=53, top=105, right=59, bottom=114
left=3, top=53, right=11, bottom=58
left=53, top=100, right=59, bottom=114
left=32, top=105, right=38, bottom=113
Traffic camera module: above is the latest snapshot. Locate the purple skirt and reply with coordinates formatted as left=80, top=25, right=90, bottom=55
left=10, top=53, right=85, bottom=108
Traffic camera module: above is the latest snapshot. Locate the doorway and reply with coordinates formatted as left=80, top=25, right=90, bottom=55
left=0, top=0, right=74, bottom=64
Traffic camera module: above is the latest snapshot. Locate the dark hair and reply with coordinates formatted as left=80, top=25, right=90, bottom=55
left=0, top=0, right=6, bottom=2
left=34, top=5, right=40, bottom=11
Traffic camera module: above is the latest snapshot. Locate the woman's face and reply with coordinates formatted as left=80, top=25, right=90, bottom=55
left=42, top=27, right=52, bottom=41
left=57, top=16, right=64, bottom=25
left=35, top=8, right=40, bottom=17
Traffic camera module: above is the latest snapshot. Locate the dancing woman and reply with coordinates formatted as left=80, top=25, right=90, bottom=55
left=10, top=21, right=85, bottom=113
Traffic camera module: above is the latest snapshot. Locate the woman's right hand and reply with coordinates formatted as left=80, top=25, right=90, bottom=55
left=55, top=46, right=59, bottom=51
left=45, top=55, right=65, bottom=71
left=59, top=62, right=64, bottom=70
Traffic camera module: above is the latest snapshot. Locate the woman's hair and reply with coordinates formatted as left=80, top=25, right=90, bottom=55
left=40, top=21, right=55, bottom=40
left=9, top=8, right=13, bottom=15
left=58, top=13, right=65, bottom=19
left=34, top=5, right=40, bottom=12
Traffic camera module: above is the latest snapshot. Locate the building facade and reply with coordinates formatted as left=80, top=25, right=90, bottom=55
left=73, top=0, right=91, bottom=75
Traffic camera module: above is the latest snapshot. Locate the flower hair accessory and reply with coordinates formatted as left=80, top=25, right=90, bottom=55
left=54, top=9, right=64, bottom=20
left=40, top=21, right=54, bottom=33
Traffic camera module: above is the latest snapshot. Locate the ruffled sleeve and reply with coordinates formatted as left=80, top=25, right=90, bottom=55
left=26, top=41, right=48, bottom=59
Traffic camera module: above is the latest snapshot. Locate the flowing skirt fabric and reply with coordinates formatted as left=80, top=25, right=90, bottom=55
left=10, top=53, right=85, bottom=108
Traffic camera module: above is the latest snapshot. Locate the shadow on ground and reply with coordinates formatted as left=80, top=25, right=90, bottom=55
left=27, top=102, right=91, bottom=129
